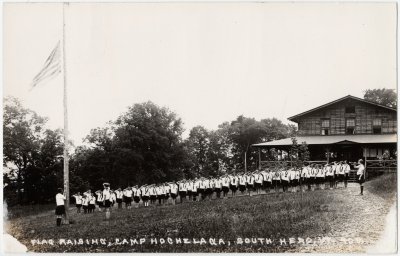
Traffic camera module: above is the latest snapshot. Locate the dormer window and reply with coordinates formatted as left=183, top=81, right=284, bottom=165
left=345, top=106, right=355, bottom=113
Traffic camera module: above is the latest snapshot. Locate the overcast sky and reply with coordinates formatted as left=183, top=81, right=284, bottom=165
left=4, top=2, right=397, bottom=146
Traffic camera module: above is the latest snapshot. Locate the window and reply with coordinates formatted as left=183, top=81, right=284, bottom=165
left=321, top=119, right=330, bottom=128
left=345, top=106, right=355, bottom=113
left=373, top=118, right=382, bottom=134
left=346, top=118, right=355, bottom=134
left=373, top=118, right=381, bottom=126
left=321, top=119, right=330, bottom=135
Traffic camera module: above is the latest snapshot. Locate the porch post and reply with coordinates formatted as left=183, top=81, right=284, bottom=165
left=363, top=147, right=368, bottom=180
left=325, top=147, right=330, bottom=164
left=258, top=148, right=261, bottom=169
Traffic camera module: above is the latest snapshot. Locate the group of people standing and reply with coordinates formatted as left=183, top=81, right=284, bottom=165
left=55, top=159, right=366, bottom=226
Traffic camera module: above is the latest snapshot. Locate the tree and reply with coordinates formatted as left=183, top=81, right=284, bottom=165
left=289, top=137, right=310, bottom=168
left=111, top=101, right=186, bottom=185
left=364, top=88, right=397, bottom=108
left=260, top=118, right=295, bottom=141
left=3, top=97, right=63, bottom=204
left=185, top=126, right=210, bottom=177
left=228, top=116, right=267, bottom=172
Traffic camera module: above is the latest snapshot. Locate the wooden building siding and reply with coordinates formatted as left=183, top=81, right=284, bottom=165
left=297, top=99, right=397, bottom=136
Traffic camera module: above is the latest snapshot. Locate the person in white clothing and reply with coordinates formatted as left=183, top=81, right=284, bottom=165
left=124, top=187, right=133, bottom=209
left=72, top=192, right=82, bottom=213
left=169, top=182, right=178, bottom=205
left=88, top=192, right=96, bottom=213
left=254, top=171, right=263, bottom=195
left=222, top=175, right=230, bottom=198
left=141, top=185, right=150, bottom=207
left=238, top=174, right=247, bottom=194
left=133, top=185, right=141, bottom=207
left=82, top=193, right=89, bottom=214
left=353, top=159, right=365, bottom=195
left=214, top=177, right=222, bottom=199
left=55, top=188, right=66, bottom=226
left=272, top=169, right=281, bottom=193
left=230, top=175, right=239, bottom=197
left=342, top=160, right=351, bottom=188
left=336, top=161, right=345, bottom=188
left=96, top=190, right=103, bottom=212
left=280, top=169, right=290, bottom=192
left=115, top=188, right=123, bottom=209
left=246, top=173, right=255, bottom=196
left=185, top=180, right=193, bottom=201
left=102, top=183, right=112, bottom=220
left=316, top=165, right=325, bottom=189
left=178, top=181, right=187, bottom=203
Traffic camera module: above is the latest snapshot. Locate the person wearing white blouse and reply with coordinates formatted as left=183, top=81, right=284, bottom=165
left=353, top=159, right=365, bottom=195
left=55, top=188, right=66, bottom=227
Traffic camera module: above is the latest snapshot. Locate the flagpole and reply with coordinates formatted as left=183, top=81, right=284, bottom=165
left=62, top=2, right=70, bottom=224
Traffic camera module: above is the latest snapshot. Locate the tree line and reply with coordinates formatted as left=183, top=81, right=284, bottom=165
left=3, top=88, right=396, bottom=205
left=3, top=97, right=295, bottom=205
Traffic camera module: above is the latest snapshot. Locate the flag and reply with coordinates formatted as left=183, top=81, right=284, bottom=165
left=31, top=41, right=61, bottom=88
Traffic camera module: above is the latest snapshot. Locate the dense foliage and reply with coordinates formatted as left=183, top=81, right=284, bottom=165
left=4, top=98, right=295, bottom=205
left=363, top=88, right=397, bottom=108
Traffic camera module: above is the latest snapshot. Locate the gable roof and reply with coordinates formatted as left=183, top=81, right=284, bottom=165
left=288, top=95, right=397, bottom=123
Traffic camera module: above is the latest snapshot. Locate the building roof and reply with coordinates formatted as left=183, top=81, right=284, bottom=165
left=252, top=134, right=397, bottom=147
left=288, top=95, right=397, bottom=123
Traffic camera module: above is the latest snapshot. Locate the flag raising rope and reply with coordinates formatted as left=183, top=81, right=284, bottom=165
left=31, top=41, right=61, bottom=88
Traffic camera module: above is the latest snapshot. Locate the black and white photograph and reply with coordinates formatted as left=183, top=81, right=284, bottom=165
left=2, top=2, right=398, bottom=254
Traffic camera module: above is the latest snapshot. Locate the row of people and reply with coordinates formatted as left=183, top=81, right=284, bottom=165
left=56, top=160, right=364, bottom=226
left=72, top=160, right=359, bottom=212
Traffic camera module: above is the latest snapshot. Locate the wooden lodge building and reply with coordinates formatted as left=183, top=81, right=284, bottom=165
left=252, top=95, right=397, bottom=171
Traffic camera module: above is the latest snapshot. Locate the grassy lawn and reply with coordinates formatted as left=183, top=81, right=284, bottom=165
left=5, top=174, right=397, bottom=253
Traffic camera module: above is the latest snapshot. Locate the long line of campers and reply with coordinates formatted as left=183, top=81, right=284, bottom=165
left=71, top=161, right=354, bottom=213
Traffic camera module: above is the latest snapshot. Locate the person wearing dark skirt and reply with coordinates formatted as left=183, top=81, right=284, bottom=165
left=186, top=180, right=193, bottom=201
left=82, top=194, right=89, bottom=214
left=272, top=169, right=281, bottom=193
left=89, top=193, right=96, bottom=213
left=133, top=185, right=141, bottom=207
left=169, top=182, right=178, bottom=205
left=149, top=185, right=157, bottom=205
left=254, top=171, right=263, bottom=195
left=222, top=175, right=230, bottom=198
left=124, top=187, right=133, bottom=209
left=55, top=188, right=66, bottom=227
left=280, top=169, right=290, bottom=193
left=141, top=185, right=150, bottom=207
left=342, top=160, right=351, bottom=188
left=102, top=183, right=112, bottom=220
left=95, top=190, right=103, bottom=212
left=191, top=180, right=198, bottom=201
left=116, top=188, right=123, bottom=209
left=73, top=192, right=82, bottom=213
left=214, top=177, right=222, bottom=199
left=336, top=162, right=345, bottom=188
left=178, top=181, right=187, bottom=203
left=309, top=164, right=317, bottom=191
left=354, top=159, right=365, bottom=195
left=230, top=175, right=239, bottom=197
left=246, top=173, right=255, bottom=196
left=238, top=174, right=246, bottom=194
left=316, top=165, right=325, bottom=189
